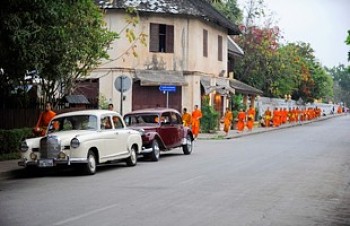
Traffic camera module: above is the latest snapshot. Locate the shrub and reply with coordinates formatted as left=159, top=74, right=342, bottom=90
left=0, top=128, right=33, bottom=161
left=201, top=96, right=219, bottom=133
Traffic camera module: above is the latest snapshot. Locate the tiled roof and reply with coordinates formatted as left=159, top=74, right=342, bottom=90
left=64, top=95, right=90, bottom=104
left=96, top=0, right=240, bottom=35
left=229, top=79, right=263, bottom=96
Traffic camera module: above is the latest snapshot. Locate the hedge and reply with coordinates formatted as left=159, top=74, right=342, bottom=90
left=0, top=128, right=33, bottom=161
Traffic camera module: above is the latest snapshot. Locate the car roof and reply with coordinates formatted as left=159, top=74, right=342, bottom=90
left=55, top=109, right=122, bottom=118
left=124, top=108, right=181, bottom=115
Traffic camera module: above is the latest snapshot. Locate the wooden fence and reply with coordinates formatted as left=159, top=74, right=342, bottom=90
left=0, top=108, right=41, bottom=130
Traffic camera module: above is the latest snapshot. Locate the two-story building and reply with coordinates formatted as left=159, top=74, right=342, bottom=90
left=85, top=0, right=261, bottom=115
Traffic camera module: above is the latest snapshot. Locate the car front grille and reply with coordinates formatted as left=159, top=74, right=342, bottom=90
left=40, top=136, right=61, bottom=158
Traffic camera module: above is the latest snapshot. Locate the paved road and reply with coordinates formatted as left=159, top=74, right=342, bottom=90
left=1, top=116, right=350, bottom=226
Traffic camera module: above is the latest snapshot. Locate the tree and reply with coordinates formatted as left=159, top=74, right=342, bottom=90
left=212, top=0, right=243, bottom=24
left=327, top=64, right=350, bottom=106
left=0, top=0, right=121, bottom=106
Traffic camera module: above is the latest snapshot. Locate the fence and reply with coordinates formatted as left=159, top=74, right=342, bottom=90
left=0, top=108, right=41, bottom=130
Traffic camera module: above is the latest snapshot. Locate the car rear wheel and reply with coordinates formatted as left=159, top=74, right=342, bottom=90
left=126, top=145, right=137, bottom=166
left=83, top=150, right=97, bottom=175
left=182, top=134, right=193, bottom=155
left=150, top=140, right=160, bottom=161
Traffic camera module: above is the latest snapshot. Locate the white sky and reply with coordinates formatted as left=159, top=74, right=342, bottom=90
left=237, top=0, right=350, bottom=68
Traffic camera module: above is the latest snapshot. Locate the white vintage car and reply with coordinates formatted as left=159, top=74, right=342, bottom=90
left=18, top=110, right=142, bottom=175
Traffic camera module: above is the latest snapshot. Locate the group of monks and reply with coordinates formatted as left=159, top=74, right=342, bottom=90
left=182, top=105, right=203, bottom=139
left=235, top=106, right=256, bottom=133
left=263, top=106, right=323, bottom=128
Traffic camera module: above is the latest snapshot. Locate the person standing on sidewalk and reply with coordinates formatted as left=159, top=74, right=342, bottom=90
left=264, top=107, right=272, bottom=127
left=272, top=107, right=281, bottom=127
left=182, top=108, right=192, bottom=127
left=246, top=105, right=255, bottom=131
left=34, top=102, right=56, bottom=136
left=236, top=108, right=246, bottom=132
left=223, top=108, right=233, bottom=136
left=191, top=105, right=202, bottom=139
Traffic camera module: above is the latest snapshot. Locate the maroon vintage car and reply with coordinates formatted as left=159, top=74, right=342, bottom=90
left=123, top=108, right=194, bottom=161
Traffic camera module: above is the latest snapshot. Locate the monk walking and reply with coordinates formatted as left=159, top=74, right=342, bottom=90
left=223, top=108, right=233, bottom=136
left=34, top=102, right=56, bottom=136
left=272, top=107, right=280, bottom=127
left=246, top=105, right=255, bottom=131
left=191, top=105, right=202, bottom=139
left=264, top=107, right=272, bottom=127
left=182, top=108, right=192, bottom=127
left=236, top=108, right=246, bottom=132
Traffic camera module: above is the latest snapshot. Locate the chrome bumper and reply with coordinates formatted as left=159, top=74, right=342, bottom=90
left=18, top=157, right=88, bottom=167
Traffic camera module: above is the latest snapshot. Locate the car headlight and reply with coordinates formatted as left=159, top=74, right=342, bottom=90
left=70, top=138, right=80, bottom=148
left=20, top=141, right=29, bottom=152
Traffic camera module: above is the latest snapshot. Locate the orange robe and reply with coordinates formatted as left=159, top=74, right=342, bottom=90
left=192, top=109, right=202, bottom=136
left=236, top=111, right=246, bottom=132
left=272, top=110, right=280, bottom=127
left=281, top=109, right=288, bottom=124
left=182, top=113, right=192, bottom=127
left=246, top=108, right=255, bottom=130
left=264, top=110, right=272, bottom=127
left=223, top=111, right=233, bottom=133
left=35, top=110, right=56, bottom=136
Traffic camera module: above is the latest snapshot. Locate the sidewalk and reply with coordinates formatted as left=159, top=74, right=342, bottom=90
left=197, top=113, right=344, bottom=140
left=0, top=114, right=345, bottom=180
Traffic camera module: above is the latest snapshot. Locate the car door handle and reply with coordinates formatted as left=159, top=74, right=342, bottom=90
left=115, top=132, right=119, bottom=135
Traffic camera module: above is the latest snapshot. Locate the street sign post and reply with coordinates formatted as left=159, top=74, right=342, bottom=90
left=114, top=75, right=131, bottom=115
left=159, top=86, right=177, bottom=108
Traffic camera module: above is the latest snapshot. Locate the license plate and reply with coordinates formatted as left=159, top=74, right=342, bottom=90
left=38, top=159, right=54, bottom=167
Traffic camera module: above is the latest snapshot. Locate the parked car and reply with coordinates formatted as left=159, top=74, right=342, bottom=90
left=18, top=110, right=142, bottom=175
left=123, top=108, right=194, bottom=161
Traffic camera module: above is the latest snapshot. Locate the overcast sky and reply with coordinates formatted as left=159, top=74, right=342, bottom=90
left=237, top=0, right=350, bottom=68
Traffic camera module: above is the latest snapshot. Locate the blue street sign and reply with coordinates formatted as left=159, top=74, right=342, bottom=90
left=159, top=85, right=176, bottom=92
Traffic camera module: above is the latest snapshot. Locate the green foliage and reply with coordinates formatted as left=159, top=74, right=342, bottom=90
left=346, top=30, right=350, bottom=62
left=230, top=94, right=244, bottom=118
left=98, top=94, right=109, bottom=110
left=201, top=96, right=219, bottom=133
left=0, top=128, right=33, bottom=160
left=0, top=0, right=117, bottom=103
left=327, top=64, right=350, bottom=106
left=212, top=0, right=243, bottom=24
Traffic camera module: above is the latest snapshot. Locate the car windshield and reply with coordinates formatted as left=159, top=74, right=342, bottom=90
left=48, top=115, right=98, bottom=133
left=124, top=114, right=160, bottom=126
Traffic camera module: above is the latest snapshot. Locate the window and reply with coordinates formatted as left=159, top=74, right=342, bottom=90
left=218, top=35, right=223, bottom=61
left=101, top=116, right=112, bottom=130
left=112, top=116, right=124, bottom=129
left=150, top=23, right=174, bottom=53
left=203, top=29, right=208, bottom=57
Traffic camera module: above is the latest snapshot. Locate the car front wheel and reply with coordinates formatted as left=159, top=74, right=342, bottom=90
left=83, top=150, right=97, bottom=175
left=126, top=145, right=137, bottom=166
left=182, top=134, right=193, bottom=155
left=150, top=140, right=160, bottom=161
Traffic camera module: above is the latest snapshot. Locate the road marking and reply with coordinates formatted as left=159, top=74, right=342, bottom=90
left=53, top=203, right=119, bottom=225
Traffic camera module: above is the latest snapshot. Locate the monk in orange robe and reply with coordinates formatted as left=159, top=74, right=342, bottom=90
left=246, top=106, right=255, bottom=131
left=236, top=109, right=246, bottom=132
left=182, top=108, right=192, bottom=127
left=264, top=107, right=272, bottom=127
left=34, top=102, right=56, bottom=136
left=281, top=108, right=288, bottom=124
left=272, top=107, right=280, bottom=127
left=223, top=108, right=233, bottom=136
left=191, top=105, right=202, bottom=139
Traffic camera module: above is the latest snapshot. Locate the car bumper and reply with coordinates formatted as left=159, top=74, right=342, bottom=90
left=18, top=157, right=88, bottom=167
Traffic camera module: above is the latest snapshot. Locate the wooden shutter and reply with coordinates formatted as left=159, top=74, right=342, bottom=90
left=166, top=25, right=174, bottom=53
left=203, top=29, right=208, bottom=57
left=218, top=35, right=223, bottom=61
left=150, top=23, right=159, bottom=52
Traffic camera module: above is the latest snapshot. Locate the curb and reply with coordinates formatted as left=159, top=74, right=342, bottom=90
left=198, top=114, right=345, bottom=140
